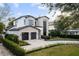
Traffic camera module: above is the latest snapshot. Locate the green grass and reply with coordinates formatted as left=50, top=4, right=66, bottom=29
left=49, top=37, right=78, bottom=41
left=26, top=44, right=79, bottom=56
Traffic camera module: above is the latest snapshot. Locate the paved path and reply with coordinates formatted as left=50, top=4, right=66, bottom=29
left=21, top=40, right=79, bottom=51
left=0, top=43, right=13, bottom=56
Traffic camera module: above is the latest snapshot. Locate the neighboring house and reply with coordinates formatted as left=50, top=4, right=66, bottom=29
left=7, top=15, right=49, bottom=40
left=67, top=29, right=79, bottom=35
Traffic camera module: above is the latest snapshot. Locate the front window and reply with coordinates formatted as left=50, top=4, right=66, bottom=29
left=29, top=20, right=33, bottom=26
left=14, top=21, right=17, bottom=27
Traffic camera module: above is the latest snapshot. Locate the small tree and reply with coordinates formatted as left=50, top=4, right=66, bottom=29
left=6, top=17, right=15, bottom=31
left=0, top=22, right=5, bottom=34
left=49, top=30, right=60, bottom=36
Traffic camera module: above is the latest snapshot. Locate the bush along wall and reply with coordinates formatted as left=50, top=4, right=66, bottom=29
left=2, top=39, right=26, bottom=56
left=50, top=34, right=79, bottom=40
left=41, top=35, right=50, bottom=40
left=59, top=35, right=79, bottom=39
left=5, top=34, right=19, bottom=44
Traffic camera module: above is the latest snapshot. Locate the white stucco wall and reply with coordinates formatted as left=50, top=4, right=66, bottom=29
left=14, top=17, right=35, bottom=28
left=7, top=27, right=40, bottom=40
left=12, top=16, right=49, bottom=37
left=38, top=17, right=49, bottom=36
left=19, top=27, right=39, bottom=40
left=15, top=17, right=25, bottom=27
left=25, top=17, right=35, bottom=26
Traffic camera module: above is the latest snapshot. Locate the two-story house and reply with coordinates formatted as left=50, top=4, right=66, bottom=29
left=7, top=15, right=49, bottom=40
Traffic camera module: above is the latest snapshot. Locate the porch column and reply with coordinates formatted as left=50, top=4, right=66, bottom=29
left=38, top=31, right=41, bottom=40
left=37, top=32, right=38, bottom=40
left=29, top=32, right=31, bottom=40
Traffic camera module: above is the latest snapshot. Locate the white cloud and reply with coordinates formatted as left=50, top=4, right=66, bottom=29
left=31, top=3, right=40, bottom=6
left=13, top=3, right=19, bottom=8
left=38, top=6, right=47, bottom=10
left=31, top=3, right=47, bottom=10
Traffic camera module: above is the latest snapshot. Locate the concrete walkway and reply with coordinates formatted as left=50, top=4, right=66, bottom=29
left=21, top=40, right=79, bottom=51
left=0, top=43, right=13, bottom=56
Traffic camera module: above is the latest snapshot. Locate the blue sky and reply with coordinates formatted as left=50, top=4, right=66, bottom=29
left=8, top=3, right=49, bottom=17
left=0, top=3, right=61, bottom=21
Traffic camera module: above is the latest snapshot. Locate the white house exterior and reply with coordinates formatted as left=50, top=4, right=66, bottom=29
left=7, top=15, right=49, bottom=40
left=67, top=29, right=79, bottom=35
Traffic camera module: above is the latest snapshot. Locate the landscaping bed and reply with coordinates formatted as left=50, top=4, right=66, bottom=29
left=5, top=34, right=29, bottom=46
left=49, top=37, right=79, bottom=41
left=50, top=35, right=79, bottom=40
left=26, top=44, right=79, bottom=56
left=2, top=39, right=26, bottom=56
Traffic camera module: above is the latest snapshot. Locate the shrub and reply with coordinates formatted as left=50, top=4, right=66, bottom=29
left=59, top=35, right=79, bottom=39
left=49, top=30, right=61, bottom=36
left=41, top=35, right=50, bottom=40
left=2, top=39, right=26, bottom=56
left=50, top=34, right=79, bottom=40
left=5, top=34, right=19, bottom=44
left=0, top=22, right=5, bottom=34
left=0, top=39, right=1, bottom=43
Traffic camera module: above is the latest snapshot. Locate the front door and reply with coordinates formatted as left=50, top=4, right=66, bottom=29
left=31, top=32, right=36, bottom=40
left=22, top=32, right=29, bottom=40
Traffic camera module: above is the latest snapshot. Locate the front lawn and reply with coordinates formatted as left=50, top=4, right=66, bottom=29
left=26, top=44, right=79, bottom=56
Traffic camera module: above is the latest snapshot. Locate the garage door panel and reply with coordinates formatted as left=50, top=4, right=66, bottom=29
left=31, top=32, right=36, bottom=39
left=22, top=32, right=29, bottom=40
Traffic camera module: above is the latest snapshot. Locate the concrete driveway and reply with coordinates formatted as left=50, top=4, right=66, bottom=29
left=0, top=43, right=13, bottom=56
left=21, top=40, right=79, bottom=51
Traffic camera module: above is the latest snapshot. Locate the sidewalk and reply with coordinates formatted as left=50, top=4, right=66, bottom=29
left=0, top=44, right=13, bottom=56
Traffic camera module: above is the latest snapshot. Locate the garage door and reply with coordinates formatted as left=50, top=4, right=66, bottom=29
left=22, top=32, right=29, bottom=40
left=31, top=32, right=36, bottom=39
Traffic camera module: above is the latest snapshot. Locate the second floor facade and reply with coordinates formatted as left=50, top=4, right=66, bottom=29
left=13, top=15, right=49, bottom=28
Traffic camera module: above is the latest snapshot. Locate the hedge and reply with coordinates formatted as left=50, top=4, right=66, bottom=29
left=41, top=35, right=50, bottom=40
left=50, top=35, right=79, bottom=39
left=5, top=34, right=19, bottom=44
left=2, top=39, right=26, bottom=56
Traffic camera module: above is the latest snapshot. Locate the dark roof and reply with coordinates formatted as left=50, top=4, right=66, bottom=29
left=13, top=15, right=49, bottom=21
left=37, top=16, right=49, bottom=19
left=9, top=26, right=41, bottom=31
left=15, top=15, right=36, bottom=20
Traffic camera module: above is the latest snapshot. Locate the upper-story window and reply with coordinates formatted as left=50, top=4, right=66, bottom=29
left=29, top=20, right=33, bottom=26
left=14, top=20, right=17, bottom=27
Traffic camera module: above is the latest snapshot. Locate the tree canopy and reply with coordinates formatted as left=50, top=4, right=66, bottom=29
left=42, top=3, right=79, bottom=32
left=0, top=22, right=5, bottom=34
left=0, top=3, right=11, bottom=33
left=0, top=3, right=10, bottom=21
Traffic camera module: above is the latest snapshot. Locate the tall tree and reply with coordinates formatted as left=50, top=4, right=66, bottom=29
left=6, top=17, right=15, bottom=31
left=42, top=3, right=79, bottom=13
left=0, top=22, right=5, bottom=34
left=0, top=3, right=10, bottom=21
left=42, top=3, right=79, bottom=31
left=0, top=3, right=11, bottom=34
